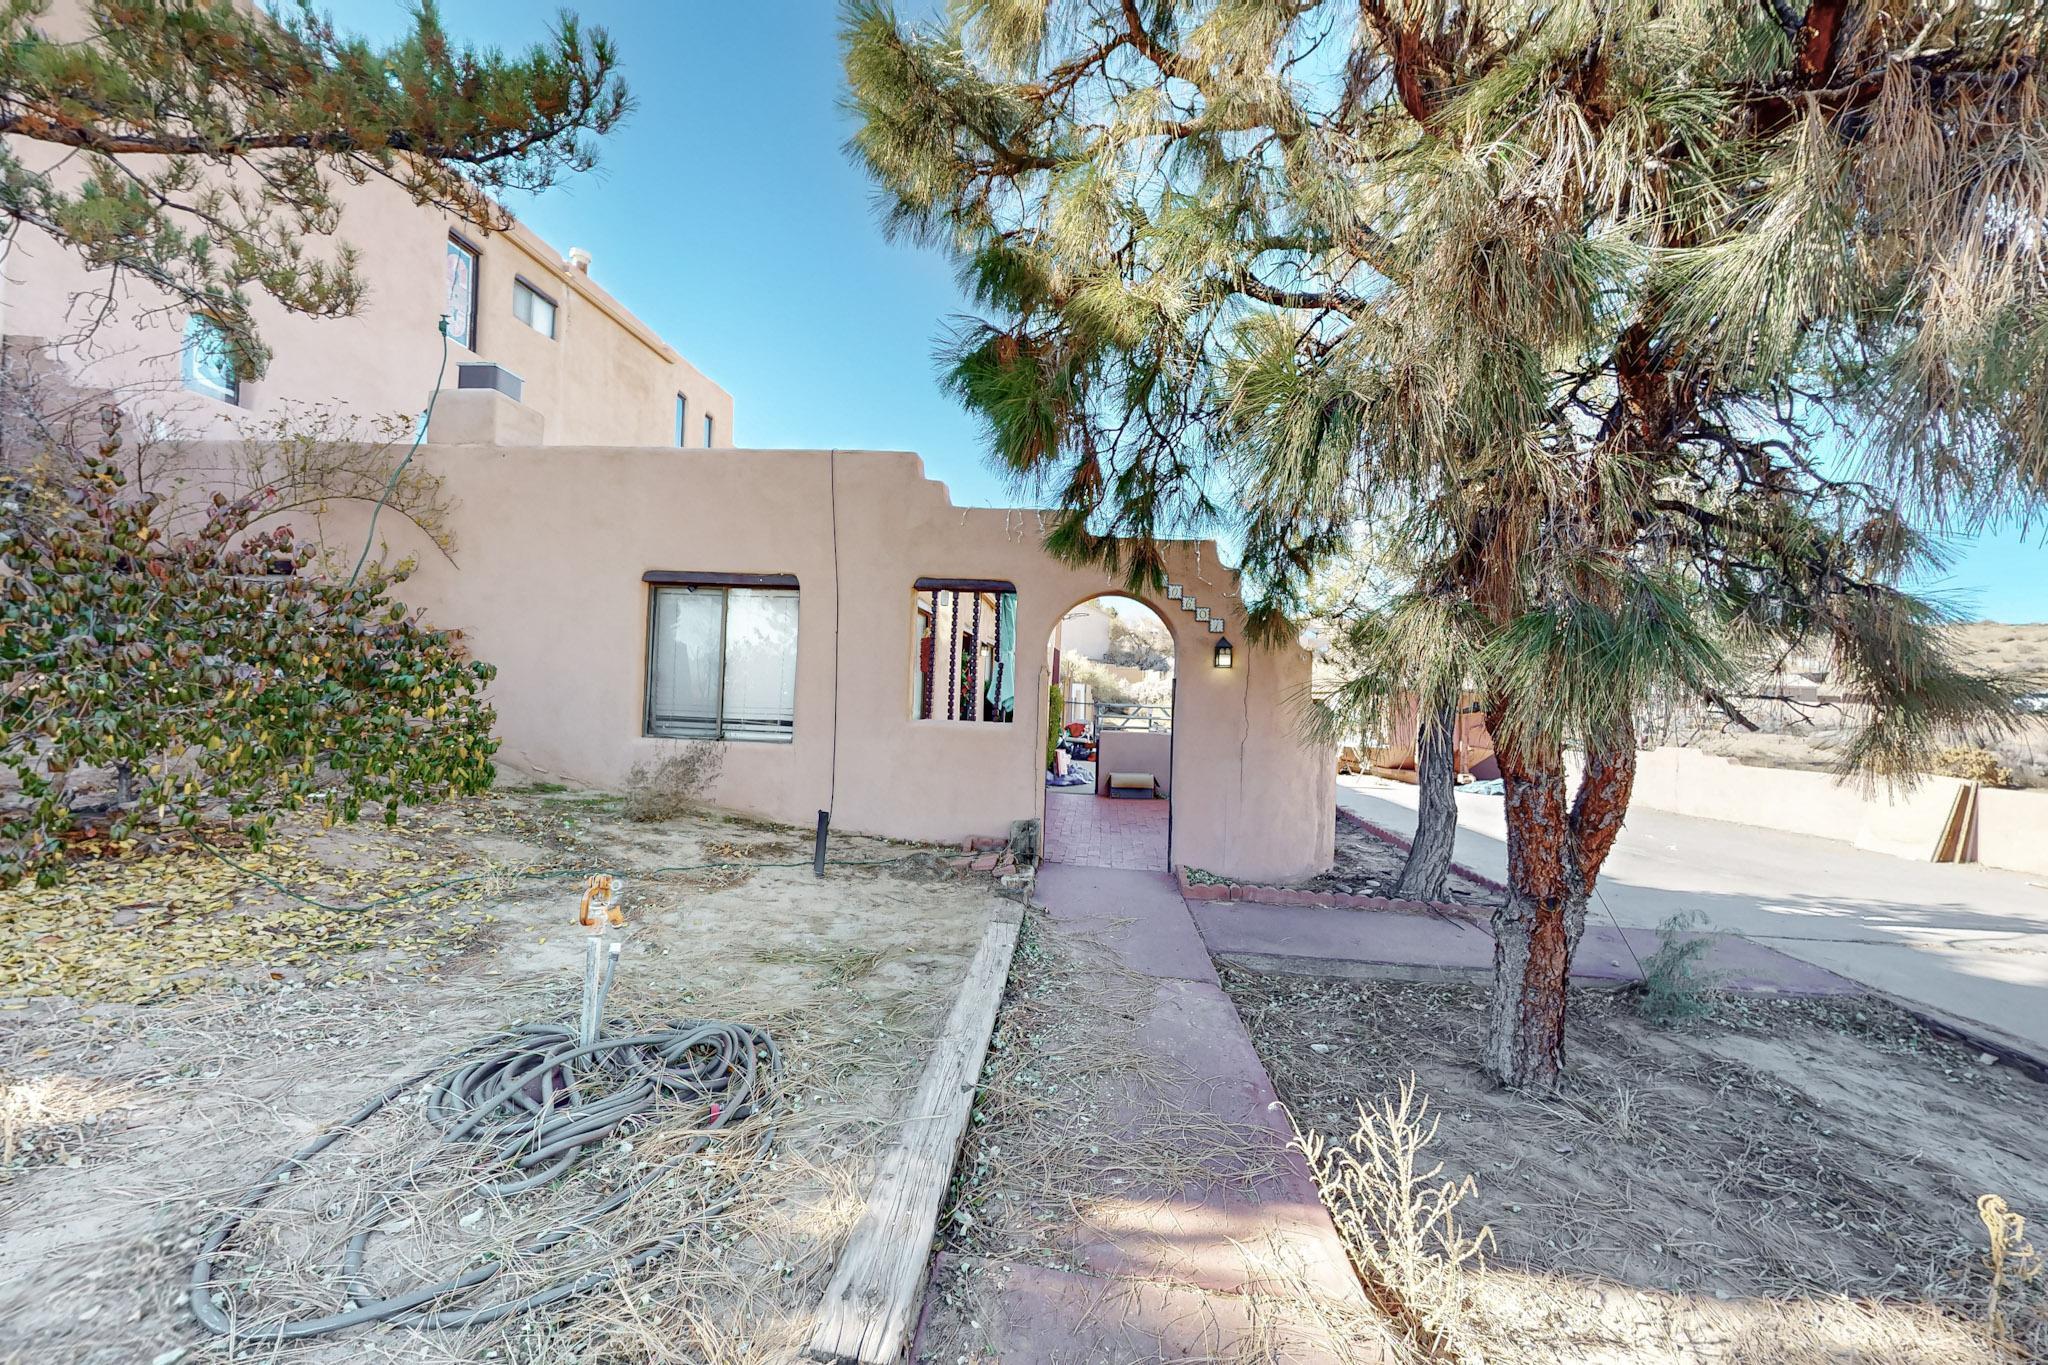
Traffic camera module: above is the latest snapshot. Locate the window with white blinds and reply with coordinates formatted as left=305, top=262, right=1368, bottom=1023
left=646, top=585, right=799, bottom=742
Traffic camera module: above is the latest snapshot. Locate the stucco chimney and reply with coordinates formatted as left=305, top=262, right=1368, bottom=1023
left=567, top=247, right=592, bottom=275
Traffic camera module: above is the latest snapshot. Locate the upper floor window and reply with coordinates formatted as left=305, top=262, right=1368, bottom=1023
left=445, top=235, right=480, bottom=349
left=180, top=314, right=239, bottom=405
left=675, top=394, right=688, bottom=447
left=911, top=580, right=1017, bottom=723
left=703, top=413, right=715, bottom=447
left=645, top=576, right=800, bottom=743
left=512, top=278, right=557, bottom=338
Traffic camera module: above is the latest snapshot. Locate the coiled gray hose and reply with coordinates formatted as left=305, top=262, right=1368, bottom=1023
left=189, top=1009, right=781, bottom=1340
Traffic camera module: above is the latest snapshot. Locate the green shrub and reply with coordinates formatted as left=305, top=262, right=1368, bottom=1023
left=1634, top=912, right=1720, bottom=1027
left=1, top=420, right=498, bottom=886
left=1047, top=680, right=1066, bottom=768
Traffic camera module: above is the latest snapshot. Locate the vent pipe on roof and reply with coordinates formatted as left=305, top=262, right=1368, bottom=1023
left=567, top=247, right=592, bottom=275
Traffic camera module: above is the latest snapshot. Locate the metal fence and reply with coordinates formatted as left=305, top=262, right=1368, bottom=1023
left=1081, top=701, right=1172, bottom=733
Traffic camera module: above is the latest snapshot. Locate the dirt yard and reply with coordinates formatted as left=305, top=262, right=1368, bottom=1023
left=1225, top=969, right=2048, bottom=1364
left=1189, top=812, right=1501, bottom=909
left=0, top=783, right=1001, bottom=1363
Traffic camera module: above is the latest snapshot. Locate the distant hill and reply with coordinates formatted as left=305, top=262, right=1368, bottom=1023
left=1945, top=622, right=2048, bottom=686
left=1670, top=622, right=2048, bottom=787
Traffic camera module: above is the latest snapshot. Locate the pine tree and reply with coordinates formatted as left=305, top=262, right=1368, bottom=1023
left=843, top=0, right=2038, bottom=1089
left=1, top=0, right=629, bottom=376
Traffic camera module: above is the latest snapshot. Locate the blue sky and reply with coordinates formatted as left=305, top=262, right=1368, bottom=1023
left=325, top=1, right=2046, bottom=622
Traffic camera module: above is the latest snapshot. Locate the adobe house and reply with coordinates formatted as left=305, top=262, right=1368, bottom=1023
left=303, top=435, right=1335, bottom=884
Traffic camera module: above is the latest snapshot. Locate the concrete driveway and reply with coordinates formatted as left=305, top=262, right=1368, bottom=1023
left=1337, top=775, right=2048, bottom=1057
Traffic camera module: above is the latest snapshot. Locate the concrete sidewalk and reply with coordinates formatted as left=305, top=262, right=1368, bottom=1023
left=1338, top=775, right=2048, bottom=1055
left=910, top=863, right=1383, bottom=1363
left=1192, top=898, right=1860, bottom=994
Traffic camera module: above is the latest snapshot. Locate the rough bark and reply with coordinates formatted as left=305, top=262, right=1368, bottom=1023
left=1570, top=724, right=1638, bottom=887
left=1395, top=697, right=1459, bottom=900
left=1484, top=712, right=1639, bottom=1092
left=1484, top=734, right=1585, bottom=1093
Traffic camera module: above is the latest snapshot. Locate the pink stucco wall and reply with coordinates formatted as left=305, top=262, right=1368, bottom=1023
left=1, top=144, right=732, bottom=449
left=283, top=443, right=1333, bottom=882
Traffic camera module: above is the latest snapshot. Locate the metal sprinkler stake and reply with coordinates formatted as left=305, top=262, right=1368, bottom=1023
left=576, top=874, right=625, bottom=1050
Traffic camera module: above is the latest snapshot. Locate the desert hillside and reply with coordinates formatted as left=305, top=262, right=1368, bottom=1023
left=1675, top=621, right=2048, bottom=786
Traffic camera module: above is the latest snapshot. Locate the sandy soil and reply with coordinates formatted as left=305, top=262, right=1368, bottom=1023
left=1949, top=623, right=2048, bottom=683
left=1309, top=815, right=1498, bottom=909
left=1225, top=969, right=2048, bottom=1364
left=0, top=785, right=1000, bottom=1363
left=1188, top=813, right=1500, bottom=911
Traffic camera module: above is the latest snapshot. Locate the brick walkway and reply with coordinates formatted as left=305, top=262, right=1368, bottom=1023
left=1042, top=791, right=1169, bottom=870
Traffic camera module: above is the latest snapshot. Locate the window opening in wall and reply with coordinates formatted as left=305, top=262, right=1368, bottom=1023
left=180, top=314, right=239, bottom=404
left=675, top=394, right=687, bottom=446
left=646, top=580, right=799, bottom=742
left=703, top=413, right=715, bottom=447
left=445, top=235, right=480, bottom=349
left=910, top=580, right=1017, bottom=723
left=513, top=278, right=557, bottom=338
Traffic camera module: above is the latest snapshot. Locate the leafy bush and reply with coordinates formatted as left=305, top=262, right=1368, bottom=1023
left=1929, top=746, right=2015, bottom=787
left=0, top=418, right=498, bottom=887
left=1047, top=680, right=1066, bottom=767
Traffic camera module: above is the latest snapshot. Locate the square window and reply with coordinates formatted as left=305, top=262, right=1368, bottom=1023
left=181, top=314, right=239, bottom=405
left=911, top=583, right=1017, bottom=723
left=513, top=279, right=557, bottom=338
left=445, top=236, right=480, bottom=349
left=647, top=584, right=799, bottom=742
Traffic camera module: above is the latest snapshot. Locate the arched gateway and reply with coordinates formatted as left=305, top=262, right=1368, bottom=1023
left=293, top=443, right=1334, bottom=884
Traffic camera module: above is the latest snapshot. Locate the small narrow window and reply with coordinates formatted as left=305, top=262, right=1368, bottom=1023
left=910, top=581, right=1018, bottom=723
left=675, top=394, right=688, bottom=447
left=445, top=235, right=480, bottom=349
left=646, top=582, right=800, bottom=742
left=512, top=278, right=557, bottom=338
left=181, top=314, right=239, bottom=405
left=703, top=413, right=715, bottom=447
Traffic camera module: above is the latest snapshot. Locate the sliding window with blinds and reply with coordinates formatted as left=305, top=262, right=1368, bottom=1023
left=645, top=582, right=799, bottom=742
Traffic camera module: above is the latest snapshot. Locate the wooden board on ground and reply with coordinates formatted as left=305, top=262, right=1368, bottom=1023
left=806, top=901, right=1024, bottom=1364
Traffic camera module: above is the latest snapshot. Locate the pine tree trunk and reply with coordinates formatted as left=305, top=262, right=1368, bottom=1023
left=1395, top=698, right=1458, bottom=900
left=1484, top=739, right=1583, bottom=1092
left=1483, top=724, right=1638, bottom=1092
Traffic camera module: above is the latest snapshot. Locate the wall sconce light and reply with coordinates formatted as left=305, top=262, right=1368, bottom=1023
left=1213, top=636, right=1235, bottom=669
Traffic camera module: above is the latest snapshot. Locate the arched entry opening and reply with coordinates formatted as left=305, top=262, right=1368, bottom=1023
left=1042, top=594, right=1176, bottom=870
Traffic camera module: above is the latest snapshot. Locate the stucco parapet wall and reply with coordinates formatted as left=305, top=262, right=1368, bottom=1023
left=426, top=388, right=546, bottom=446
left=215, top=442, right=1334, bottom=885
left=1612, top=746, right=1990, bottom=865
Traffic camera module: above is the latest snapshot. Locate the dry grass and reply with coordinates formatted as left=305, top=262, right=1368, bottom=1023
left=1226, top=969, right=2048, bottom=1364
left=0, top=787, right=1000, bottom=1363
left=1298, top=1078, right=1491, bottom=1358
